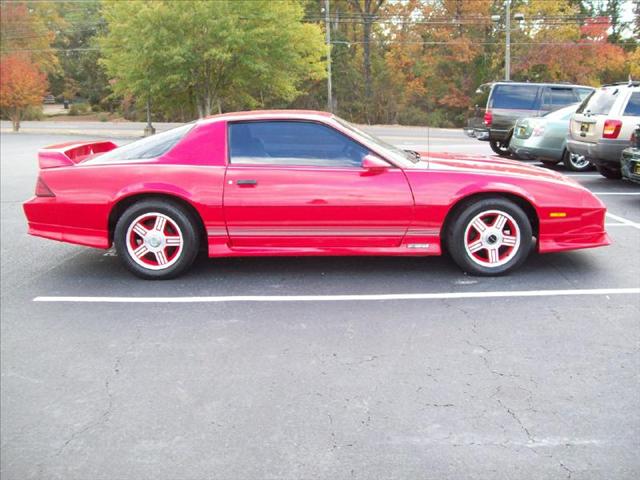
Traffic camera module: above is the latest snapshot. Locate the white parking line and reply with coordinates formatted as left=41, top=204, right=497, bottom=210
left=32, top=287, right=640, bottom=304
left=606, top=212, right=640, bottom=229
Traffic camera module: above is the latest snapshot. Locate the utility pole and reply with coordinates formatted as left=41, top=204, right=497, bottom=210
left=492, top=2, right=523, bottom=81
left=324, top=0, right=333, bottom=112
left=505, top=0, right=511, bottom=81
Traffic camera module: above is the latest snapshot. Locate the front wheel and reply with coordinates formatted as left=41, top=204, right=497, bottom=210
left=446, top=198, right=533, bottom=276
left=114, top=199, right=200, bottom=279
left=562, top=149, right=591, bottom=172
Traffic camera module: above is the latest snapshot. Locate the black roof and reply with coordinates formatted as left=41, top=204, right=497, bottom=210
left=489, top=81, right=594, bottom=88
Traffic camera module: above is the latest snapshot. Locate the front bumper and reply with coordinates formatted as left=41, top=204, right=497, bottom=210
left=620, top=149, right=640, bottom=184
left=566, top=137, right=627, bottom=169
left=538, top=205, right=611, bottom=253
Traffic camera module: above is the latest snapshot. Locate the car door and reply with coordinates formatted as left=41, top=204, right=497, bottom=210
left=620, top=91, right=640, bottom=140
left=223, top=120, right=414, bottom=249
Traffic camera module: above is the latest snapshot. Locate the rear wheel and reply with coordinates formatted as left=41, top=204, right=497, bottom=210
left=114, top=199, right=200, bottom=279
left=596, top=165, right=622, bottom=179
left=446, top=198, right=533, bottom=276
left=562, top=149, right=591, bottom=172
left=489, top=138, right=511, bottom=157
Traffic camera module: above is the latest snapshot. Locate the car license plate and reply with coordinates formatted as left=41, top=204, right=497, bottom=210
left=580, top=123, right=590, bottom=134
left=518, top=126, right=526, bottom=136
left=634, top=163, right=640, bottom=175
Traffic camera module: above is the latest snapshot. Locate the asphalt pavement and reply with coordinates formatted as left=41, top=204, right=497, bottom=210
left=1, top=128, right=639, bottom=480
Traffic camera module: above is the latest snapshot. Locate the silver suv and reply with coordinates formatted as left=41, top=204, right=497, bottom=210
left=567, top=81, right=640, bottom=179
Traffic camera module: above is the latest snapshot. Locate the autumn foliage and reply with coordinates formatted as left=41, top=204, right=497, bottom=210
left=0, top=54, right=48, bottom=131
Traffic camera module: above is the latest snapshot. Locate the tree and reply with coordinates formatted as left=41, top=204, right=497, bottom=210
left=0, top=1, right=59, bottom=74
left=347, top=0, right=385, bottom=120
left=629, top=47, right=640, bottom=79
left=0, top=54, right=48, bottom=131
left=99, top=0, right=326, bottom=119
left=48, top=0, right=111, bottom=106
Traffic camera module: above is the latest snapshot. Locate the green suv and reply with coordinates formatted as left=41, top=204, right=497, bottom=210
left=621, top=125, right=640, bottom=184
left=466, top=82, right=594, bottom=156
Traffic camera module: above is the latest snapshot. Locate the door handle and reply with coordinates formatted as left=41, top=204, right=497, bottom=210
left=236, top=179, right=257, bottom=186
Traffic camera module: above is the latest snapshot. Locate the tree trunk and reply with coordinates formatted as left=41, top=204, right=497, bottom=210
left=197, top=92, right=214, bottom=118
left=11, top=109, right=20, bottom=132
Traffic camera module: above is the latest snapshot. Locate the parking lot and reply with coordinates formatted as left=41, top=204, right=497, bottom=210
left=1, top=129, right=639, bottom=479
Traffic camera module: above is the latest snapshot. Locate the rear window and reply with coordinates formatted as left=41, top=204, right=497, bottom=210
left=97, top=124, right=194, bottom=161
left=489, top=84, right=539, bottom=110
left=623, top=92, right=640, bottom=116
left=577, top=88, right=618, bottom=115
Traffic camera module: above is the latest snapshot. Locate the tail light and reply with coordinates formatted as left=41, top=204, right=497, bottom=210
left=35, top=176, right=55, bottom=197
left=532, top=123, right=545, bottom=136
left=483, top=110, right=492, bottom=126
left=602, top=119, right=622, bottom=139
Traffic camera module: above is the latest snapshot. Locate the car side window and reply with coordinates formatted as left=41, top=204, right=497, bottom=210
left=623, top=92, right=640, bottom=116
left=229, top=121, right=369, bottom=167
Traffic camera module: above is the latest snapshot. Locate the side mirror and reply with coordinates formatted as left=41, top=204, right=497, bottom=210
left=362, top=154, right=390, bottom=169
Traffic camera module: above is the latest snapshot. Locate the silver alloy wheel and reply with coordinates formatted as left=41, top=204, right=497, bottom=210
left=568, top=152, right=589, bottom=170
left=125, top=212, right=184, bottom=270
left=463, top=209, right=521, bottom=268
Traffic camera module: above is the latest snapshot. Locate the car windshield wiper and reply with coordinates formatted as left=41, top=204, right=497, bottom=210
left=404, top=149, right=421, bottom=163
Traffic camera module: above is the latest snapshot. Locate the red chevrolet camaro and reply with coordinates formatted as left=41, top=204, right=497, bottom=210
left=23, top=110, right=610, bottom=279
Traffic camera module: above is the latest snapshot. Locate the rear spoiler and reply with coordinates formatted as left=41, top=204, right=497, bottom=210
left=38, top=140, right=118, bottom=169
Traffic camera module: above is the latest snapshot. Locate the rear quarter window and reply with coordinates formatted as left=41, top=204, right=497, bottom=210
left=97, top=124, right=194, bottom=162
left=623, top=92, right=640, bottom=116
left=489, top=85, right=539, bottom=110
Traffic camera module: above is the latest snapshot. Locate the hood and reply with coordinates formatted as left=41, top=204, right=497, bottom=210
left=414, top=151, right=579, bottom=185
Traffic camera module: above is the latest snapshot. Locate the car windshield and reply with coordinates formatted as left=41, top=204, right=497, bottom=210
left=97, top=123, right=194, bottom=161
left=332, top=116, right=420, bottom=165
left=577, top=88, right=618, bottom=115
left=543, top=103, right=579, bottom=120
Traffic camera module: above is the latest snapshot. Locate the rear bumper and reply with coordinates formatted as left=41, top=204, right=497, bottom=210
left=566, top=137, right=627, bottom=168
left=464, top=127, right=489, bottom=141
left=23, top=197, right=109, bottom=249
left=509, top=141, right=563, bottom=162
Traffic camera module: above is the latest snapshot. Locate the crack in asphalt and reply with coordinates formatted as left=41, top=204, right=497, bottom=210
left=37, top=326, right=142, bottom=472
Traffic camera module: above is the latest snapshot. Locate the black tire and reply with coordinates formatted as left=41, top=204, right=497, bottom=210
left=562, top=149, right=591, bottom=172
left=446, top=198, right=533, bottom=276
left=114, top=199, right=200, bottom=279
left=596, top=165, right=622, bottom=179
left=489, top=138, right=511, bottom=157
